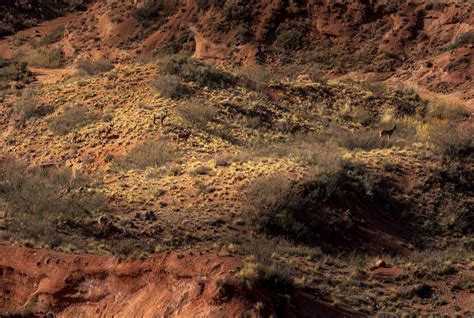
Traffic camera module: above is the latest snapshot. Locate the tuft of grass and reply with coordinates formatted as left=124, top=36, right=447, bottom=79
left=427, top=101, right=469, bottom=121
left=335, top=129, right=398, bottom=151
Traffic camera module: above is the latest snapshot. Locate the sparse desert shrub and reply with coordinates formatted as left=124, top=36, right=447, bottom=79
left=18, top=48, right=65, bottom=69
left=39, top=27, right=64, bottom=46
left=132, top=0, right=178, bottom=28
left=427, top=101, right=469, bottom=121
left=238, top=240, right=296, bottom=292
left=0, top=59, right=30, bottom=85
left=48, top=105, right=99, bottom=135
left=395, top=83, right=420, bottom=101
left=192, top=165, right=212, bottom=175
left=446, top=31, right=474, bottom=50
left=160, top=56, right=236, bottom=88
left=12, top=89, right=52, bottom=127
left=76, top=59, right=114, bottom=76
left=275, top=26, right=308, bottom=50
left=120, top=140, right=178, bottom=169
left=238, top=261, right=295, bottom=292
left=177, top=100, right=217, bottom=128
left=154, top=75, right=192, bottom=99
left=335, top=129, right=398, bottom=150
left=215, top=153, right=235, bottom=167
left=196, top=0, right=225, bottom=10
left=428, top=124, right=473, bottom=161
left=0, top=157, right=104, bottom=246
left=245, top=158, right=397, bottom=246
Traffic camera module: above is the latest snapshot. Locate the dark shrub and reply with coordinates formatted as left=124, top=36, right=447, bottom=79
left=132, top=0, right=178, bottom=28
left=245, top=159, right=398, bottom=246
left=12, top=89, right=53, bottom=127
left=160, top=56, right=236, bottom=88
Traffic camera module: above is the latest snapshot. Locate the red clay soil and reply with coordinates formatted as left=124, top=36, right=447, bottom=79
left=0, top=242, right=251, bottom=317
left=0, top=242, right=359, bottom=317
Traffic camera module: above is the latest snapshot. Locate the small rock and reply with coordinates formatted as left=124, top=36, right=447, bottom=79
left=375, top=259, right=387, bottom=268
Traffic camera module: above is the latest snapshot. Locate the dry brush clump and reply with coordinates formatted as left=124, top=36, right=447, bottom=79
left=11, top=89, right=53, bottom=128
left=159, top=55, right=236, bottom=89
left=119, top=140, right=179, bottom=170
left=48, top=105, right=100, bottom=135
left=0, top=157, right=104, bottom=247
left=154, top=74, right=192, bottom=100
left=428, top=124, right=473, bottom=162
left=0, top=58, right=31, bottom=88
left=177, top=100, right=217, bottom=128
left=14, top=47, right=65, bottom=69
left=245, top=146, right=400, bottom=247
left=76, top=59, right=114, bottom=76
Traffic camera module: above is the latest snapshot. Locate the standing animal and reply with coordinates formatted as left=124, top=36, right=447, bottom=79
left=154, top=111, right=169, bottom=126
left=379, top=124, right=397, bottom=139
left=176, top=131, right=191, bottom=143
left=98, top=122, right=114, bottom=140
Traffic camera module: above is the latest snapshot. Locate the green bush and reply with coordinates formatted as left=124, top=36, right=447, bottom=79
left=48, top=105, right=99, bottom=135
left=275, top=27, right=308, bottom=50
left=76, top=59, right=114, bottom=76
left=446, top=31, right=474, bottom=50
left=160, top=56, right=236, bottom=88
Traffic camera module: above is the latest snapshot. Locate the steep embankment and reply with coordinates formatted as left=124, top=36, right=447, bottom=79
left=0, top=242, right=252, bottom=317
left=58, top=0, right=473, bottom=101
